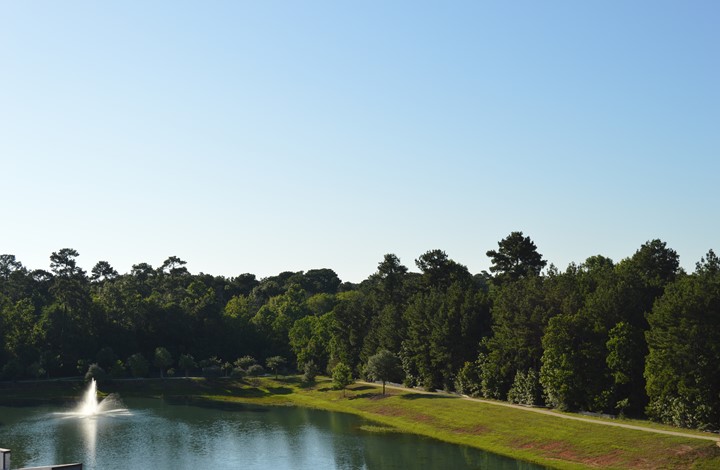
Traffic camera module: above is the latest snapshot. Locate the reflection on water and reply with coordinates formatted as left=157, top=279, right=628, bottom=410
left=0, top=398, right=545, bottom=469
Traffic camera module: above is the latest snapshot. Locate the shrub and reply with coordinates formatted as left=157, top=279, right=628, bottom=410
left=230, top=367, right=245, bottom=378
left=178, top=354, right=196, bottom=378
left=85, top=363, right=107, bottom=383
left=235, top=356, right=257, bottom=370
left=109, top=360, right=126, bottom=379
left=246, top=364, right=265, bottom=377
left=127, top=353, right=150, bottom=378
left=507, top=369, right=542, bottom=406
left=302, top=360, right=319, bottom=384
left=454, top=361, right=481, bottom=397
left=332, top=362, right=353, bottom=394
left=2, top=360, right=22, bottom=380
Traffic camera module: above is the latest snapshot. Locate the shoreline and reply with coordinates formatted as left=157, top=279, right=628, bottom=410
left=2, top=377, right=719, bottom=469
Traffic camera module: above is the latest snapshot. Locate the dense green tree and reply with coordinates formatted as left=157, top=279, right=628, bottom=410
left=302, top=360, right=319, bottom=384
left=154, top=347, right=173, bottom=378
left=0, top=254, right=24, bottom=279
left=645, top=251, right=720, bottom=429
left=479, top=276, right=549, bottom=398
left=1, top=298, right=39, bottom=370
left=252, top=285, right=309, bottom=358
left=235, top=355, right=257, bottom=370
left=332, top=362, right=353, bottom=395
left=366, top=349, right=402, bottom=395
left=486, top=232, right=547, bottom=282
left=507, top=369, right=542, bottom=406
left=227, top=273, right=259, bottom=297
left=606, top=321, right=644, bottom=414
left=330, top=290, right=371, bottom=372
left=306, top=293, right=337, bottom=316
left=246, top=363, right=265, bottom=376
left=2, top=244, right=719, bottom=433
left=415, top=249, right=470, bottom=290
left=375, top=254, right=409, bottom=305
left=127, top=353, right=149, bottom=378
left=160, top=256, right=189, bottom=276
left=90, top=261, right=119, bottom=283
left=266, top=355, right=286, bottom=378
left=289, top=312, right=333, bottom=370
left=50, top=248, right=85, bottom=278
left=302, top=269, right=341, bottom=295
left=0, top=255, right=30, bottom=301
left=401, top=290, right=443, bottom=389
left=178, top=353, right=196, bottom=378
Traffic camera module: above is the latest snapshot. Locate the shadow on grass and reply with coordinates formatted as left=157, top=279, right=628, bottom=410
left=399, top=393, right=458, bottom=400
left=349, top=392, right=382, bottom=400
left=349, top=385, right=374, bottom=391
left=232, top=387, right=269, bottom=398
left=276, top=376, right=302, bottom=385
left=266, top=386, right=293, bottom=395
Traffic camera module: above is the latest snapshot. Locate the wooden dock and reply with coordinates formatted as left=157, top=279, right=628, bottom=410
left=1, top=448, right=81, bottom=470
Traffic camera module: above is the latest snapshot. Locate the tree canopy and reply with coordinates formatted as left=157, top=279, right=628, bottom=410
left=1, top=238, right=719, bottom=430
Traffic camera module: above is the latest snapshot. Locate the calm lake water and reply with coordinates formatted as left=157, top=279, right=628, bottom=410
left=0, top=398, right=544, bottom=469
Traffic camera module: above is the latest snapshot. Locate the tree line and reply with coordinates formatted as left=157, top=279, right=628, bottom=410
left=1, top=232, right=719, bottom=430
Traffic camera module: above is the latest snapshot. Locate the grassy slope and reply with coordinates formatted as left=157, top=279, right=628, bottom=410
left=2, top=377, right=719, bottom=469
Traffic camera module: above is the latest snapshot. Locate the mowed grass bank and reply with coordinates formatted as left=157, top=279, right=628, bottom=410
left=2, top=377, right=719, bottom=469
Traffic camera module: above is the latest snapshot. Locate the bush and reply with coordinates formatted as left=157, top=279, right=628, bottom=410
left=302, top=360, right=319, bottom=384
left=507, top=369, right=542, bottom=406
left=230, top=367, right=245, bottom=378
left=96, top=347, right=116, bottom=370
left=28, top=362, right=46, bottom=380
left=332, top=362, right=353, bottom=392
left=85, top=363, right=107, bottom=383
left=454, top=361, right=481, bottom=396
left=154, top=347, right=173, bottom=378
left=266, top=356, right=286, bottom=378
left=178, top=354, right=196, bottom=378
left=199, top=356, right=222, bottom=368
left=246, top=364, right=265, bottom=377
left=109, top=360, right=126, bottom=379
left=2, top=360, right=22, bottom=380
left=235, top=355, right=257, bottom=370
left=127, top=353, right=150, bottom=378
left=366, top=350, right=402, bottom=395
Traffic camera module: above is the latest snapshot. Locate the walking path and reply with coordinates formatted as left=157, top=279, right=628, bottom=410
left=359, top=381, right=720, bottom=443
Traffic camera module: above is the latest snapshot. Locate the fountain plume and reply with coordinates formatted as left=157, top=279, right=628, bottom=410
left=55, top=378, right=130, bottom=419
left=78, top=378, right=100, bottom=416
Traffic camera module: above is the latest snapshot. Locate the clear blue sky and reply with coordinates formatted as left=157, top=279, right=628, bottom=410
left=1, top=1, right=718, bottom=282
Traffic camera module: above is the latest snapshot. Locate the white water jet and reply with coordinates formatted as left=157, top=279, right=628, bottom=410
left=78, top=378, right=100, bottom=416
left=55, top=379, right=131, bottom=419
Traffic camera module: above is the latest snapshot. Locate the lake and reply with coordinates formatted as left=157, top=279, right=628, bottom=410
left=0, top=398, right=544, bottom=469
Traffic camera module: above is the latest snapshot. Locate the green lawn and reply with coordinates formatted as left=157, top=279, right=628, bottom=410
left=2, top=377, right=719, bottom=469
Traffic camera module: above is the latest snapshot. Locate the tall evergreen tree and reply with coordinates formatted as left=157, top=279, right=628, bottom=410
left=486, top=232, right=547, bottom=283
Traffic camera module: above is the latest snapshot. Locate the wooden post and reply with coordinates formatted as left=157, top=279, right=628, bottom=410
left=0, top=448, right=10, bottom=470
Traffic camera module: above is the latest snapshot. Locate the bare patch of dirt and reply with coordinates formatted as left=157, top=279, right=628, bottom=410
left=372, top=405, right=435, bottom=424
left=581, top=450, right=624, bottom=468
left=369, top=393, right=390, bottom=401
left=452, top=424, right=489, bottom=435
left=673, top=445, right=695, bottom=456
left=374, top=405, right=404, bottom=417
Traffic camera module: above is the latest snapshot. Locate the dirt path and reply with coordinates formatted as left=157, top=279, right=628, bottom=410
left=359, top=381, right=720, bottom=443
